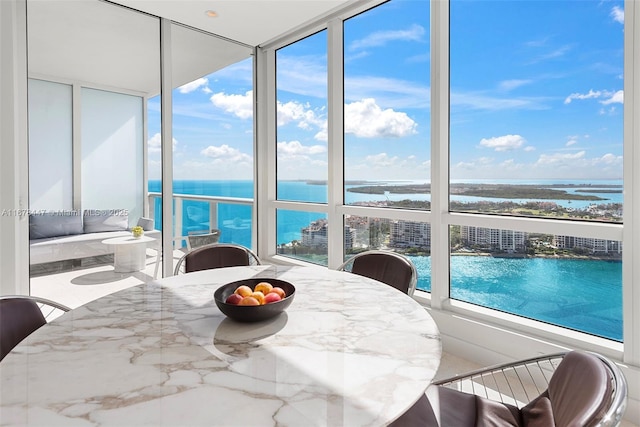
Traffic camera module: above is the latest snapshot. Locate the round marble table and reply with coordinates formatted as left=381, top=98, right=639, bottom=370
left=0, top=265, right=441, bottom=426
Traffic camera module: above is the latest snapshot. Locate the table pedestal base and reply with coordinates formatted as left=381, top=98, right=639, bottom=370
left=113, top=244, right=146, bottom=272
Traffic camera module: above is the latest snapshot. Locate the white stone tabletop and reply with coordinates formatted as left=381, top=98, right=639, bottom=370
left=101, top=235, right=155, bottom=245
left=0, top=265, right=441, bottom=426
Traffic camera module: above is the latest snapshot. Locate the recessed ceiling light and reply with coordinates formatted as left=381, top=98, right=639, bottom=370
left=205, top=10, right=218, bottom=18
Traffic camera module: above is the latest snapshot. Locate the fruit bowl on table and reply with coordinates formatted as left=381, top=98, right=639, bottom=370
left=214, top=278, right=296, bottom=323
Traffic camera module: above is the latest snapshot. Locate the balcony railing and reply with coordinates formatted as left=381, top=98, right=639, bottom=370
left=147, top=192, right=254, bottom=246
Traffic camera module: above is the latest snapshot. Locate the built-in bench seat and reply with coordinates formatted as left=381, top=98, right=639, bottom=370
left=29, top=210, right=159, bottom=265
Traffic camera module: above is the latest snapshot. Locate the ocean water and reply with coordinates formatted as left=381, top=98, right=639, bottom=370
left=149, top=179, right=623, bottom=341
left=413, top=255, right=622, bottom=341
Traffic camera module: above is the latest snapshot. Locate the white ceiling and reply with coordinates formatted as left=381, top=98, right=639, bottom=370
left=27, top=0, right=355, bottom=95
left=109, top=0, right=354, bottom=47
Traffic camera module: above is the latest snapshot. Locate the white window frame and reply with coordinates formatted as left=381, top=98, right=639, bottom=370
left=256, top=1, right=640, bottom=416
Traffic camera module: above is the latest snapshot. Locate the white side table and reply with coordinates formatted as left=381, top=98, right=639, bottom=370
left=101, top=235, right=155, bottom=273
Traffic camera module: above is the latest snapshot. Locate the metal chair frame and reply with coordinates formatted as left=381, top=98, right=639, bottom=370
left=337, top=249, right=418, bottom=296
left=0, top=295, right=71, bottom=361
left=174, top=243, right=261, bottom=275
left=435, top=351, right=628, bottom=427
left=185, top=229, right=221, bottom=251
left=0, top=295, right=70, bottom=321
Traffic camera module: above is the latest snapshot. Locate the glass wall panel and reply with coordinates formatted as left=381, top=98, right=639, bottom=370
left=450, top=225, right=623, bottom=341
left=28, top=79, right=72, bottom=211
left=276, top=31, right=328, bottom=203
left=276, top=210, right=328, bottom=265
left=81, top=87, right=144, bottom=222
left=449, top=0, right=624, bottom=222
left=169, top=23, right=254, bottom=264
left=344, top=1, right=430, bottom=208
left=345, top=214, right=431, bottom=292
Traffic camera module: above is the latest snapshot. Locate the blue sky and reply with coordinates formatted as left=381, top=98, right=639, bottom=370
left=148, top=0, right=624, bottom=182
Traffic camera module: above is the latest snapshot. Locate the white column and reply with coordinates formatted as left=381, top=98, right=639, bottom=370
left=160, top=18, right=174, bottom=278
left=623, top=0, right=640, bottom=367
left=429, top=0, right=451, bottom=310
left=0, top=0, right=29, bottom=295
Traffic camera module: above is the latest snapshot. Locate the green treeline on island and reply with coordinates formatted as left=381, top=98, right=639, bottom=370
left=342, top=183, right=622, bottom=201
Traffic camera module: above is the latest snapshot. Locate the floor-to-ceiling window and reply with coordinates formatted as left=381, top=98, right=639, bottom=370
left=275, top=31, right=330, bottom=265
left=262, top=0, right=633, bottom=352
left=343, top=0, right=431, bottom=290
left=163, top=24, right=254, bottom=272
left=448, top=0, right=624, bottom=341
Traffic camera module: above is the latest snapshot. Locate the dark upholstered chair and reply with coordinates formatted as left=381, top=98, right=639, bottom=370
left=174, top=243, right=261, bottom=275
left=0, top=295, right=70, bottom=361
left=338, top=250, right=418, bottom=296
left=391, top=351, right=628, bottom=427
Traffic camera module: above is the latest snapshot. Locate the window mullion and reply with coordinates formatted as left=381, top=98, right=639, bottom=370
left=327, top=18, right=344, bottom=270
left=623, top=0, right=640, bottom=366
left=430, top=0, right=451, bottom=309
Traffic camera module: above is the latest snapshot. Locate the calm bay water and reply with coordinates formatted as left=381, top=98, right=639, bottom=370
left=150, top=179, right=623, bottom=341
left=413, top=255, right=622, bottom=341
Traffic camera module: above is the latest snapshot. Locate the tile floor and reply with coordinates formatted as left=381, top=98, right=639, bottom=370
left=29, top=252, right=637, bottom=427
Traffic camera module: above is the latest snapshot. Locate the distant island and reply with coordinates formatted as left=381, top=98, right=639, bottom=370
left=345, top=183, right=620, bottom=201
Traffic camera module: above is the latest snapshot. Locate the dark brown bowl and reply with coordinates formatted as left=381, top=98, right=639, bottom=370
left=214, top=278, right=295, bottom=322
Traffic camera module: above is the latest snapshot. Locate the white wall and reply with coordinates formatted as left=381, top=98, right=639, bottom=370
left=0, top=0, right=29, bottom=295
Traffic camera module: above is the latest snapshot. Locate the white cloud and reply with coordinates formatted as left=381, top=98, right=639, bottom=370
left=600, top=90, right=623, bottom=105
left=345, top=75, right=430, bottom=109
left=479, top=135, right=526, bottom=152
left=179, top=78, right=209, bottom=94
left=564, top=89, right=623, bottom=105
left=498, top=79, right=533, bottom=91
left=277, top=140, right=326, bottom=156
left=277, top=100, right=324, bottom=128
left=173, top=159, right=253, bottom=181
left=451, top=151, right=623, bottom=180
left=535, top=151, right=586, bottom=166
left=611, top=6, right=624, bottom=24
left=524, top=146, right=536, bottom=152
left=364, top=153, right=400, bottom=167
left=451, top=91, right=549, bottom=111
left=346, top=152, right=428, bottom=180
left=348, top=24, right=426, bottom=51
left=147, top=133, right=177, bottom=153
left=210, top=90, right=253, bottom=119
left=530, top=44, right=573, bottom=63
left=345, top=98, right=417, bottom=138
left=564, top=89, right=602, bottom=104
left=275, top=55, right=330, bottom=99
left=566, top=136, right=578, bottom=147
left=201, top=144, right=252, bottom=164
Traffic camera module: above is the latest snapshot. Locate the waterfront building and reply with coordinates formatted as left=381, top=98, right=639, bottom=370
left=461, top=226, right=527, bottom=253
left=554, top=236, right=623, bottom=255
left=390, top=220, right=431, bottom=249
left=301, top=219, right=329, bottom=248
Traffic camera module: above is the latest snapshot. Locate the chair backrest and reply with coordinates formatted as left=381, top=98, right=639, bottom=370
left=338, top=250, right=417, bottom=296
left=395, top=351, right=628, bottom=427
left=174, top=243, right=261, bottom=275
left=186, top=229, right=220, bottom=251
left=0, top=295, right=70, bottom=361
left=541, top=351, right=627, bottom=427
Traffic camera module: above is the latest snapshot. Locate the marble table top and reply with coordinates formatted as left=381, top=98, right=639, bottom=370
left=1, top=265, right=441, bottom=426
